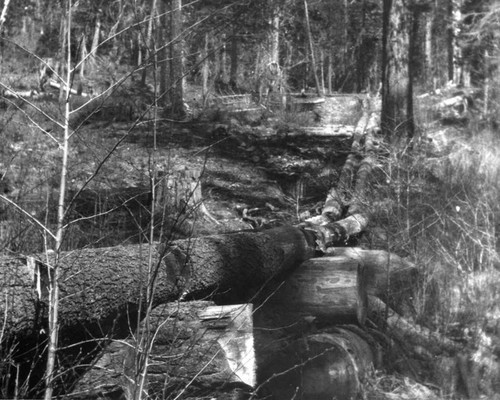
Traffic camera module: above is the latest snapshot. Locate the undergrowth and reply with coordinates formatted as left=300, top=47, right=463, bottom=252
left=363, top=99, right=500, bottom=397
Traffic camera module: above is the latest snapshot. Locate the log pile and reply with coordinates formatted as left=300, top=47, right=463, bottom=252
left=69, top=302, right=255, bottom=400
left=302, top=95, right=381, bottom=247
left=64, top=246, right=417, bottom=399
left=3, top=95, right=492, bottom=399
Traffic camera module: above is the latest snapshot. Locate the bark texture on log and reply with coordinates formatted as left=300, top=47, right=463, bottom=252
left=1, top=226, right=316, bottom=336
left=0, top=256, right=41, bottom=336
left=70, top=302, right=255, bottom=400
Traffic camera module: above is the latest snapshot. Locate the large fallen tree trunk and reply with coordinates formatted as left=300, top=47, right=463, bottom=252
left=69, top=302, right=255, bottom=400
left=304, top=97, right=381, bottom=246
left=0, top=225, right=316, bottom=338
left=310, top=97, right=372, bottom=223
left=257, top=248, right=417, bottom=326
left=256, top=327, right=377, bottom=399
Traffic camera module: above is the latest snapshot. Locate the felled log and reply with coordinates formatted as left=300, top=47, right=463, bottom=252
left=3, top=88, right=39, bottom=98
left=69, top=302, right=255, bottom=400
left=316, top=99, right=372, bottom=221
left=256, top=328, right=377, bottom=400
left=302, top=213, right=369, bottom=249
left=368, top=296, right=461, bottom=355
left=304, top=109, right=381, bottom=246
left=347, top=111, right=381, bottom=216
left=297, top=124, right=354, bottom=137
left=48, top=80, right=88, bottom=96
left=0, top=225, right=316, bottom=338
left=259, top=248, right=417, bottom=325
left=305, top=96, right=380, bottom=232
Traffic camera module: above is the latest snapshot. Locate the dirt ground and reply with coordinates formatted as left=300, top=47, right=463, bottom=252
left=0, top=88, right=361, bottom=251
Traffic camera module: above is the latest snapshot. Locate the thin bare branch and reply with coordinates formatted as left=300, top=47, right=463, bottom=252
left=0, top=194, right=56, bottom=240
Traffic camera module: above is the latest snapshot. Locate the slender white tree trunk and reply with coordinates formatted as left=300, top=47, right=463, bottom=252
left=44, top=2, right=72, bottom=399
left=304, top=0, right=322, bottom=96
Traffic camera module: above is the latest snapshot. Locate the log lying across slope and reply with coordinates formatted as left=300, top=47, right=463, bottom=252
left=259, top=247, right=417, bottom=326
left=303, top=95, right=381, bottom=246
left=0, top=225, right=316, bottom=337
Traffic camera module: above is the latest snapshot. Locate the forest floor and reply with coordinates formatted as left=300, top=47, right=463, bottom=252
left=1, top=84, right=361, bottom=250
left=3, top=78, right=500, bottom=399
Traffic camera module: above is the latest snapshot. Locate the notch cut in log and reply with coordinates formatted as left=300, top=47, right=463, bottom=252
left=69, top=302, right=255, bottom=400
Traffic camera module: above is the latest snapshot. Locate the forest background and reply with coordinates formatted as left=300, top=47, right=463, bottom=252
left=1, top=0, right=500, bottom=399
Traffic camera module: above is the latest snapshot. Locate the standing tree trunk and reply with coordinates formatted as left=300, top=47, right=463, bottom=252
left=201, top=33, right=209, bottom=103
left=45, top=2, right=73, bottom=398
left=168, top=0, right=185, bottom=117
left=320, top=49, right=325, bottom=94
left=79, top=34, right=87, bottom=80
left=269, top=9, right=280, bottom=64
left=327, top=52, right=333, bottom=94
left=229, top=25, right=238, bottom=90
left=381, top=0, right=410, bottom=138
left=424, top=10, right=433, bottom=89
left=259, top=2, right=280, bottom=72
left=304, top=0, right=322, bottom=96
left=159, top=0, right=168, bottom=98
left=220, top=33, right=228, bottom=87
left=141, top=0, right=158, bottom=85
left=343, top=0, right=349, bottom=84
left=446, top=0, right=454, bottom=83
left=407, top=4, right=420, bottom=140
left=89, top=11, right=101, bottom=73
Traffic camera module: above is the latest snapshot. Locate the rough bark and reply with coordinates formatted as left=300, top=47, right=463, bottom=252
left=70, top=302, right=255, bottom=400
left=168, top=0, right=185, bottom=116
left=0, top=255, right=41, bottom=336
left=381, top=0, right=410, bottom=137
left=0, top=226, right=316, bottom=337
